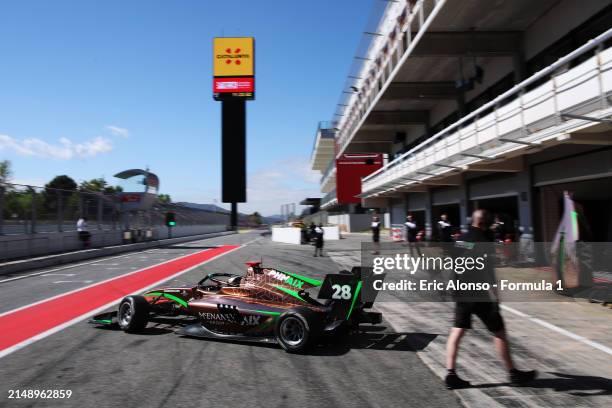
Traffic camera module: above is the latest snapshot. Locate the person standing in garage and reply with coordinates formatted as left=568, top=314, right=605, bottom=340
left=405, top=213, right=421, bottom=256
left=438, top=213, right=453, bottom=242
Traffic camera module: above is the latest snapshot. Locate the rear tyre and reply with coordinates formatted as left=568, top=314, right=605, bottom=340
left=117, top=296, right=149, bottom=333
left=275, top=307, right=320, bottom=353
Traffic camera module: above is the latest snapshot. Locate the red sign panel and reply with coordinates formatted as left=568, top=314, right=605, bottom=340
left=336, top=154, right=383, bottom=204
left=213, top=77, right=254, bottom=93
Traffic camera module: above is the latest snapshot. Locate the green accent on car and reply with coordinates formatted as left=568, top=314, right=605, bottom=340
left=346, top=281, right=363, bottom=320
left=92, top=319, right=112, bottom=324
left=145, top=291, right=188, bottom=308
left=272, top=285, right=305, bottom=302
left=277, top=269, right=322, bottom=287
left=252, top=310, right=282, bottom=316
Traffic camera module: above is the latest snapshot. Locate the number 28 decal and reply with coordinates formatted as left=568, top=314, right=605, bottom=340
left=331, top=284, right=352, bottom=300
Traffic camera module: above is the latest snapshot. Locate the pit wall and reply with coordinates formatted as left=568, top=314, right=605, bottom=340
left=0, top=224, right=228, bottom=261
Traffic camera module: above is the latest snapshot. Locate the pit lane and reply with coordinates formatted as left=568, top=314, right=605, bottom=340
left=0, top=231, right=460, bottom=408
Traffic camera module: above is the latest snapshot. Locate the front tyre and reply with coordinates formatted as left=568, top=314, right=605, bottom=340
left=275, top=307, right=320, bottom=353
left=117, top=295, right=149, bottom=333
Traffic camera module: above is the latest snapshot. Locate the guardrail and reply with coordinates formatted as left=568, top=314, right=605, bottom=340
left=362, top=27, right=612, bottom=195
left=335, top=0, right=445, bottom=155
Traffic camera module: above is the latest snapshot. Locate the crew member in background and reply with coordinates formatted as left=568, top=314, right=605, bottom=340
left=77, top=216, right=91, bottom=249
left=438, top=213, right=453, bottom=242
left=371, top=215, right=381, bottom=255
left=405, top=214, right=421, bottom=256
left=491, top=214, right=506, bottom=242
left=445, top=209, right=536, bottom=389
left=313, top=223, right=324, bottom=257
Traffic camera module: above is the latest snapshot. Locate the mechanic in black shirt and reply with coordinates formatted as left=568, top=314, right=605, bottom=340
left=445, top=209, right=536, bottom=389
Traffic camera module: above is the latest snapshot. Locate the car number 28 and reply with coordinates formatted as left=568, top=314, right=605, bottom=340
left=331, top=284, right=352, bottom=300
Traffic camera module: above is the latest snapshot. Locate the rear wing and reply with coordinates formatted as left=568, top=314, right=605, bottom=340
left=317, top=267, right=384, bottom=321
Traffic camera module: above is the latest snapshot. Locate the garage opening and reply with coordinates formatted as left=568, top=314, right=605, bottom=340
left=406, top=209, right=426, bottom=239
left=471, top=195, right=519, bottom=241
left=431, top=203, right=460, bottom=241
left=538, top=178, right=612, bottom=243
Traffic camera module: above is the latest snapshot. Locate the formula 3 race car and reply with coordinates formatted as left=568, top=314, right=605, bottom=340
left=90, top=261, right=382, bottom=352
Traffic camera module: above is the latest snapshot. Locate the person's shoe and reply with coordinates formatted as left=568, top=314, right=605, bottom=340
left=509, top=369, right=537, bottom=386
left=445, top=372, right=471, bottom=389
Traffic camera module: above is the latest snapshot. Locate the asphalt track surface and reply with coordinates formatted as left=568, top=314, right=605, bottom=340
left=0, top=232, right=460, bottom=408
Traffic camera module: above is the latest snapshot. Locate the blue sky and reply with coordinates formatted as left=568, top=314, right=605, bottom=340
left=0, top=0, right=373, bottom=215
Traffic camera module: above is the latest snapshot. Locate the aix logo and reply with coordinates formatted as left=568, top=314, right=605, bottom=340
left=267, top=270, right=304, bottom=289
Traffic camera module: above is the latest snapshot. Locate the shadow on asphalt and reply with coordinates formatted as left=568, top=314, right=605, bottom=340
left=309, top=330, right=439, bottom=356
left=92, top=321, right=439, bottom=356
left=472, top=372, right=612, bottom=396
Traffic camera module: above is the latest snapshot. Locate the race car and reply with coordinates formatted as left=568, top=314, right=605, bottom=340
left=90, top=261, right=382, bottom=352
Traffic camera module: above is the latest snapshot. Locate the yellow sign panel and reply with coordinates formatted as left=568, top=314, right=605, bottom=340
left=213, top=37, right=254, bottom=77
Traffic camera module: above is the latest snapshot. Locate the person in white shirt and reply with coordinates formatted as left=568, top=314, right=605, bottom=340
left=405, top=214, right=421, bottom=256
left=438, top=213, right=453, bottom=242
left=371, top=216, right=381, bottom=255
left=77, top=217, right=91, bottom=248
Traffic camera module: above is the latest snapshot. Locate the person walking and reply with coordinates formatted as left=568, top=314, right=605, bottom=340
left=371, top=215, right=381, bottom=255
left=313, top=223, right=324, bottom=257
left=445, top=209, right=536, bottom=389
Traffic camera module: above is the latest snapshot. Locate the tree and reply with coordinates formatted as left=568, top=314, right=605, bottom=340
left=79, top=178, right=122, bottom=194
left=79, top=178, right=108, bottom=193
left=0, top=160, right=12, bottom=184
left=157, top=194, right=172, bottom=204
left=45, top=175, right=77, bottom=192
left=248, top=211, right=262, bottom=226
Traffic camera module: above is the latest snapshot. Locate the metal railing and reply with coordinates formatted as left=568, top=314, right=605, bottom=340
left=320, top=189, right=337, bottom=209
left=0, top=182, right=229, bottom=235
left=335, top=0, right=445, bottom=155
left=362, top=26, right=612, bottom=194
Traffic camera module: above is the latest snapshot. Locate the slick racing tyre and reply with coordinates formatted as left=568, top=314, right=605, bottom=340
left=118, top=295, right=149, bottom=333
left=275, top=307, right=320, bottom=353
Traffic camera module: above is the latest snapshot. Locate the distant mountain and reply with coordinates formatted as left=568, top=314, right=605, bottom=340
left=264, top=214, right=284, bottom=223
left=176, top=202, right=284, bottom=225
left=175, top=202, right=230, bottom=214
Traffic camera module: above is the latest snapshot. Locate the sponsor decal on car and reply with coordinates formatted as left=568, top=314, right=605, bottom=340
left=198, top=312, right=261, bottom=326
left=267, top=270, right=305, bottom=289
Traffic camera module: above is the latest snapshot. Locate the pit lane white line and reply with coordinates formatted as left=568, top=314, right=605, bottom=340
left=0, top=243, right=248, bottom=359
left=53, top=280, right=93, bottom=284
left=501, top=305, right=612, bottom=356
left=41, top=273, right=76, bottom=277
left=0, top=249, right=164, bottom=284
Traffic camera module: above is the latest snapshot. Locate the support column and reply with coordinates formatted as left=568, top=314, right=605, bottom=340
left=516, top=168, right=535, bottom=262
left=231, top=202, right=238, bottom=231
left=424, top=189, right=433, bottom=240
left=458, top=182, right=470, bottom=233
left=513, top=47, right=526, bottom=84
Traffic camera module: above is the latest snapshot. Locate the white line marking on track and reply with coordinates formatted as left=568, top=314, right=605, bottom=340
left=0, top=249, right=163, bottom=284
left=0, top=244, right=248, bottom=359
left=41, top=273, right=76, bottom=277
left=53, top=280, right=93, bottom=284
left=501, top=304, right=612, bottom=356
